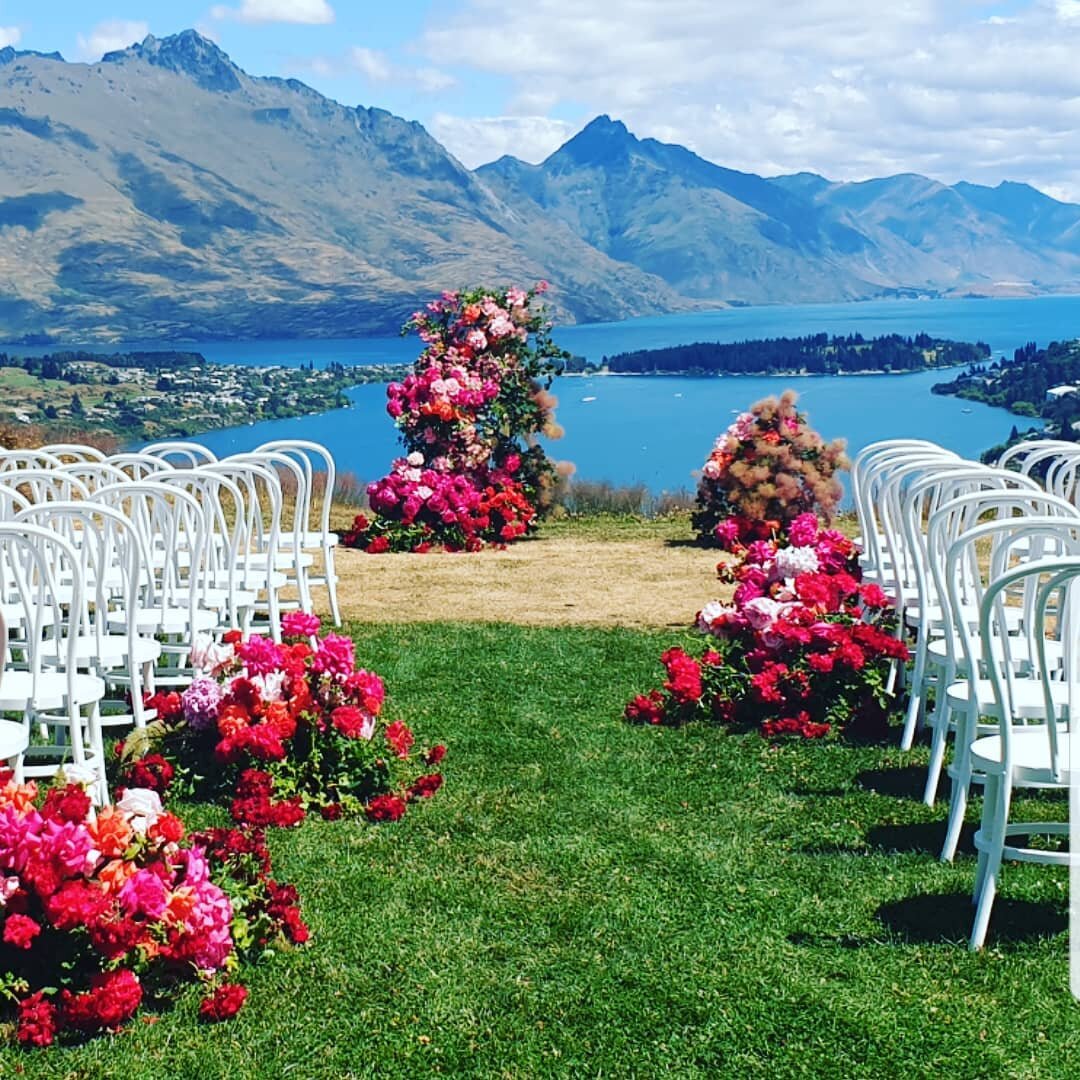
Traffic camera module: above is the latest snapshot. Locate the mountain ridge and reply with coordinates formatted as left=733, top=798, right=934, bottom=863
left=1, top=29, right=1079, bottom=343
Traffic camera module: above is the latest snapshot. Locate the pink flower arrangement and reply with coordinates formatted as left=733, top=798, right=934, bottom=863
left=116, top=616, right=445, bottom=825
left=0, top=775, right=304, bottom=1047
left=693, top=391, right=849, bottom=549
left=344, top=284, right=568, bottom=553
left=626, top=514, right=909, bottom=739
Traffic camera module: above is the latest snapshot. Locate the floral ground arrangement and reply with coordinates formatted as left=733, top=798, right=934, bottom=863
left=693, top=390, right=848, bottom=548
left=343, top=283, right=569, bottom=553
left=2, top=618, right=1075, bottom=1079
left=0, top=617, right=445, bottom=1052
left=117, top=613, right=446, bottom=827
left=0, top=777, right=305, bottom=1047
left=626, top=513, right=910, bottom=740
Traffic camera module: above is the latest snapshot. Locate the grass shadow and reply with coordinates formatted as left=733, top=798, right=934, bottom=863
left=876, top=892, right=1066, bottom=947
left=855, top=765, right=929, bottom=800
left=864, top=821, right=975, bottom=857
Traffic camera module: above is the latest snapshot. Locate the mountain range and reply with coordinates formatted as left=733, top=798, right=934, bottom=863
left=2, top=29, right=1080, bottom=342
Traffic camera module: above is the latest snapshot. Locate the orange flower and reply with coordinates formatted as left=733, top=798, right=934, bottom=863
left=218, top=704, right=250, bottom=738
left=91, top=806, right=135, bottom=858
left=0, top=777, right=37, bottom=812
left=98, top=857, right=139, bottom=893
left=165, top=886, right=196, bottom=925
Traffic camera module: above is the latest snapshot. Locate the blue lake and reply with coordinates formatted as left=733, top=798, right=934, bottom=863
left=104, top=293, right=1080, bottom=493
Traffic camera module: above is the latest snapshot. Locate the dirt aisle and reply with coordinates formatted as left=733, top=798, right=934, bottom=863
left=332, top=533, right=730, bottom=628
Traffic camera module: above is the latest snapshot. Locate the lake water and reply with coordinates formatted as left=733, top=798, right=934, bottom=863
left=104, top=293, right=1080, bottom=494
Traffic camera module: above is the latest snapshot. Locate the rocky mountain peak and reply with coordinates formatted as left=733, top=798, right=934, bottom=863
left=0, top=46, right=65, bottom=65
left=102, top=29, right=242, bottom=93
left=553, top=114, right=634, bottom=167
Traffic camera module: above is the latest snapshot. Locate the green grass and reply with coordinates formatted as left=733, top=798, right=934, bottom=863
left=6, top=623, right=1080, bottom=1078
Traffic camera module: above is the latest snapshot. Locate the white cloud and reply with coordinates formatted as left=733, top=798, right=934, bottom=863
left=75, top=19, right=149, bottom=62
left=336, top=46, right=455, bottom=95
left=415, top=0, right=1080, bottom=200
left=349, top=46, right=391, bottom=82
left=0, top=26, right=20, bottom=49
left=429, top=114, right=576, bottom=169
left=212, top=0, right=334, bottom=25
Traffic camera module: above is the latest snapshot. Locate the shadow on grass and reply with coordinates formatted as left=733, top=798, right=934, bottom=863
left=864, top=821, right=975, bottom=857
left=663, top=537, right=707, bottom=549
left=795, top=819, right=975, bottom=857
left=855, top=765, right=928, bottom=799
left=788, top=893, right=1065, bottom=950
left=876, top=892, right=1066, bottom=947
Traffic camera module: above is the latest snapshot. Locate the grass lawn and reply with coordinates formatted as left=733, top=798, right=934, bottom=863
left=5, top=621, right=1079, bottom=1078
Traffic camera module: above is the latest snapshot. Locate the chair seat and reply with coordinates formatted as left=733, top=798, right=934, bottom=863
left=239, top=550, right=315, bottom=571
left=945, top=677, right=1072, bottom=718
left=300, top=530, right=338, bottom=548
left=927, top=636, right=1064, bottom=666
left=0, top=719, right=28, bottom=760
left=41, top=633, right=162, bottom=669
left=906, top=602, right=1023, bottom=632
left=108, top=605, right=218, bottom=635
left=970, top=729, right=1073, bottom=784
left=0, top=670, right=106, bottom=710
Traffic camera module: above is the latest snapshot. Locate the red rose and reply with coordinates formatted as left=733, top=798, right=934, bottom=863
left=320, top=802, right=344, bottom=821
left=408, top=773, right=443, bottom=799
left=3, top=913, right=41, bottom=950
left=425, top=744, right=447, bottom=766
left=41, top=783, right=92, bottom=824
left=62, top=968, right=142, bottom=1032
left=223, top=629, right=243, bottom=645
left=199, top=983, right=248, bottom=1023
left=16, top=992, right=57, bottom=1047
left=365, top=794, right=407, bottom=822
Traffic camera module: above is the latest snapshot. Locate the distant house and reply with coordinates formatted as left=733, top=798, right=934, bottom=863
left=1046, top=384, right=1078, bottom=401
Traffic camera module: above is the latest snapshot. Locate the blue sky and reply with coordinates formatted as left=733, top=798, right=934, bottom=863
left=3, top=0, right=1080, bottom=199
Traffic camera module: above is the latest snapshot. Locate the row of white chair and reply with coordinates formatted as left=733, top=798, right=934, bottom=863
left=0, top=438, right=345, bottom=802
left=853, top=437, right=1080, bottom=948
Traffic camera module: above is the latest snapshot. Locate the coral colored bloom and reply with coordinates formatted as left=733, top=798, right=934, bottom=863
left=385, top=720, right=415, bottom=759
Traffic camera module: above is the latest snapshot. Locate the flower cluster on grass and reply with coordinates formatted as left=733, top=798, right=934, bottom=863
left=626, top=513, right=909, bottom=739
left=343, top=284, right=568, bottom=553
left=0, top=776, right=304, bottom=1047
left=692, top=391, right=849, bottom=549
left=116, top=614, right=445, bottom=826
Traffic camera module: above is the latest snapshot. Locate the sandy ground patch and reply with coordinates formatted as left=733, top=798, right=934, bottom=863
left=332, top=534, right=731, bottom=628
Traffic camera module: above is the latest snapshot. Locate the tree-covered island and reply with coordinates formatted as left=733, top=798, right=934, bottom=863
left=588, top=332, right=989, bottom=375
left=0, top=350, right=409, bottom=440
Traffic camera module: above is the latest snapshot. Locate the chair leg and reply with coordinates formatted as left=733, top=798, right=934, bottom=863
left=325, top=544, right=341, bottom=627
left=941, top=702, right=975, bottom=861
left=923, top=710, right=949, bottom=807
left=900, top=636, right=928, bottom=751
left=970, top=772, right=1007, bottom=950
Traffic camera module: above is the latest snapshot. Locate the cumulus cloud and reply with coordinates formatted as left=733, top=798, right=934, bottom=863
left=0, top=26, right=20, bottom=48
left=211, top=0, right=334, bottom=25
left=429, top=114, right=576, bottom=169
left=75, top=19, right=149, bottom=61
left=418, top=0, right=1080, bottom=199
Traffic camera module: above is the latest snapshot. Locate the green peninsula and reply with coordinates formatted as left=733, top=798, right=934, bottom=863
left=0, top=350, right=405, bottom=440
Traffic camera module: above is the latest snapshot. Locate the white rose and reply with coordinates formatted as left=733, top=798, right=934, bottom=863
left=117, top=787, right=163, bottom=834
left=407, top=451, right=425, bottom=467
